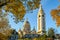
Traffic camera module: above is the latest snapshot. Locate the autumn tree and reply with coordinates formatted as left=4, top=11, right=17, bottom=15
left=0, top=0, right=41, bottom=39
left=51, top=5, right=60, bottom=27
left=0, top=0, right=41, bottom=23
left=0, top=10, right=14, bottom=40
left=0, top=33, right=8, bottom=40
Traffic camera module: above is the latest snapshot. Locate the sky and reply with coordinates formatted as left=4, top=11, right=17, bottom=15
left=8, top=0, right=60, bottom=34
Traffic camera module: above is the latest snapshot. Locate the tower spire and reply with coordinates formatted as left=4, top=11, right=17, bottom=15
left=39, top=4, right=43, bottom=11
left=38, top=4, right=44, bottom=15
left=37, top=4, right=45, bottom=35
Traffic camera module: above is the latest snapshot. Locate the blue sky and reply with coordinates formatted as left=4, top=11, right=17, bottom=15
left=8, top=0, right=60, bottom=33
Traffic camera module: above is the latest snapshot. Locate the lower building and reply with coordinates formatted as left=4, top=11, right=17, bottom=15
left=18, top=19, right=40, bottom=38
left=18, top=4, right=46, bottom=38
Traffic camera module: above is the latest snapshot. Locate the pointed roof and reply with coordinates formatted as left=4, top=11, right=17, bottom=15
left=24, top=18, right=29, bottom=25
left=23, top=18, right=30, bottom=30
left=31, top=26, right=36, bottom=34
left=32, top=26, right=36, bottom=32
left=38, top=4, right=44, bottom=15
left=39, top=4, right=43, bottom=11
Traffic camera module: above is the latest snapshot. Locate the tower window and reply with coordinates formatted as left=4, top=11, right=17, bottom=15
left=39, top=15, right=40, bottom=17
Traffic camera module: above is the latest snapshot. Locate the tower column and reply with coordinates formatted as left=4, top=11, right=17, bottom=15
left=37, top=4, right=45, bottom=35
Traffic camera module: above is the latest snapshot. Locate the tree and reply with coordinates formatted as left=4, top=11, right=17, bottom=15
left=8, top=29, right=18, bottom=40
left=0, top=10, right=13, bottom=40
left=48, top=28, right=55, bottom=38
left=0, top=33, right=8, bottom=40
left=34, top=35, right=46, bottom=40
left=0, top=0, right=41, bottom=22
left=51, top=4, right=60, bottom=26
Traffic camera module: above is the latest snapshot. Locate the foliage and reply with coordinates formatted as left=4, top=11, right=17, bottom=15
left=8, top=29, right=18, bottom=40
left=3, top=0, right=26, bottom=20
left=48, top=28, right=55, bottom=38
left=0, top=0, right=41, bottom=22
left=0, top=11, right=14, bottom=40
left=0, top=33, right=8, bottom=40
left=37, top=34, right=46, bottom=40
left=18, top=38, right=32, bottom=40
left=0, top=26, right=13, bottom=40
left=18, top=34, right=47, bottom=40
left=51, top=5, right=60, bottom=26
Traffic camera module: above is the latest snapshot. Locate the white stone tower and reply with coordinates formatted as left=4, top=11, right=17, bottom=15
left=37, top=4, right=45, bottom=35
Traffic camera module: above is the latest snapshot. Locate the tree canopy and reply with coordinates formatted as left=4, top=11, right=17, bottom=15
left=48, top=28, right=55, bottom=38
left=51, top=5, right=60, bottom=27
left=0, top=0, right=41, bottom=22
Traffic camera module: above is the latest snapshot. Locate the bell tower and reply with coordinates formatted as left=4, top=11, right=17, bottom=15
left=37, top=4, right=45, bottom=35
